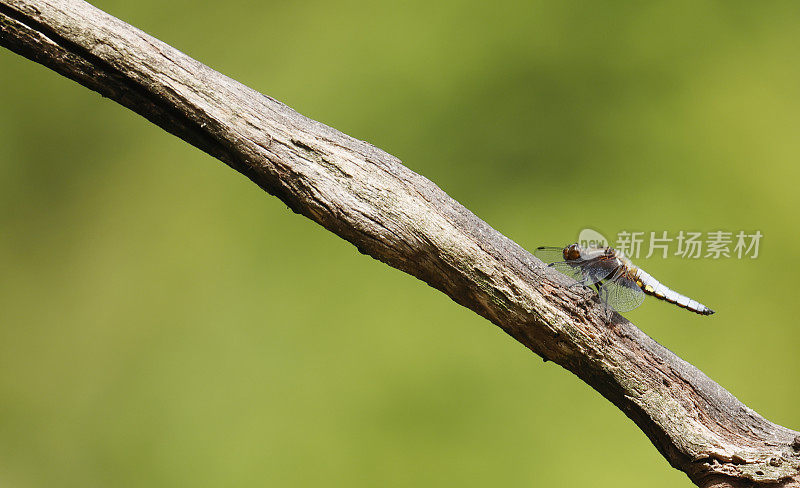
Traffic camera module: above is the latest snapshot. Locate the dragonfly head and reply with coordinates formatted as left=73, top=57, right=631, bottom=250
left=564, top=243, right=582, bottom=261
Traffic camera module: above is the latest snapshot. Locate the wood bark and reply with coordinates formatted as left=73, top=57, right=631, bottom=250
left=1, top=1, right=798, bottom=485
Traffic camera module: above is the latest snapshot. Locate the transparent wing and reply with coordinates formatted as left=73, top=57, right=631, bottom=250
left=598, top=273, right=646, bottom=313
left=548, top=261, right=586, bottom=282
left=533, top=247, right=567, bottom=264
left=535, top=247, right=584, bottom=282
left=534, top=246, right=614, bottom=285
left=580, top=261, right=616, bottom=286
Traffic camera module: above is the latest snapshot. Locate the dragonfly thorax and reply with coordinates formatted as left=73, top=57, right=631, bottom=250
left=574, top=246, right=625, bottom=274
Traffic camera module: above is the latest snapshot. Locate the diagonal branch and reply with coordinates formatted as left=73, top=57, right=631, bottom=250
left=1, top=1, right=798, bottom=486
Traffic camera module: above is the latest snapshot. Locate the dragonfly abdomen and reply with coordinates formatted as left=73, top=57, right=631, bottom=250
left=634, top=269, right=714, bottom=315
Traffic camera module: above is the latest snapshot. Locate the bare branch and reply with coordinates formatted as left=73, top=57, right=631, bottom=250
left=1, top=0, right=798, bottom=485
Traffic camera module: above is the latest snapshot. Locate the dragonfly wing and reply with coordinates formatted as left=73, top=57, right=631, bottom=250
left=598, top=275, right=646, bottom=312
left=535, top=247, right=587, bottom=282
left=552, top=262, right=615, bottom=285
left=547, top=261, right=586, bottom=282
left=580, top=261, right=616, bottom=285
left=533, top=247, right=567, bottom=264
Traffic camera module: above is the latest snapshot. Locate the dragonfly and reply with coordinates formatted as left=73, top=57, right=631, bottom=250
left=534, top=243, right=714, bottom=315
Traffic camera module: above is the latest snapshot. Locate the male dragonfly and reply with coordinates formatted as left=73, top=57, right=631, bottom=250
left=534, top=244, right=714, bottom=315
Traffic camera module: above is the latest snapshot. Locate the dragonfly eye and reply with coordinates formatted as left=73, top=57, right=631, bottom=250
left=563, top=244, right=581, bottom=261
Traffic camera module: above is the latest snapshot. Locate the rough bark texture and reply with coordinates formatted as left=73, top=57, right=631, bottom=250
left=1, top=1, right=798, bottom=486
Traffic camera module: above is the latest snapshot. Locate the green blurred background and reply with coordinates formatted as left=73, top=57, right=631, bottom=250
left=1, top=1, right=798, bottom=486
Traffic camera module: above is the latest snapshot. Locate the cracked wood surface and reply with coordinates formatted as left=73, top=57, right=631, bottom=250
left=1, top=0, right=798, bottom=485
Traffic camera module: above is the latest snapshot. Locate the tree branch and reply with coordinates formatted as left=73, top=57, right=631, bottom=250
left=1, top=1, right=798, bottom=485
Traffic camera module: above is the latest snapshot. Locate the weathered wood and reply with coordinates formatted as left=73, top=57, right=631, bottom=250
left=1, top=1, right=797, bottom=485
